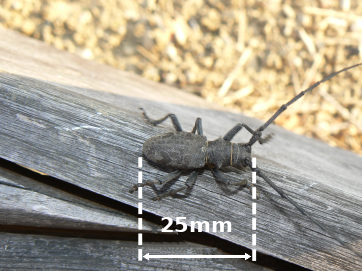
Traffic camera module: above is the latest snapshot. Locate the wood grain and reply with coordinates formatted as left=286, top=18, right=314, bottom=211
left=0, top=166, right=159, bottom=232
left=0, top=232, right=271, bottom=271
left=1, top=28, right=362, bottom=270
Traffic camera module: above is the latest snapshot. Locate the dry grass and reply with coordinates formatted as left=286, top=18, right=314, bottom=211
left=0, top=0, right=361, bottom=155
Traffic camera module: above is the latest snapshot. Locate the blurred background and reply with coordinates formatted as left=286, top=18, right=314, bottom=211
left=0, top=0, right=361, bottom=155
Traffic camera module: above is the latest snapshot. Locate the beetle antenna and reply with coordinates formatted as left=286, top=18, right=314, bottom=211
left=245, top=159, right=362, bottom=258
left=247, top=63, right=362, bottom=146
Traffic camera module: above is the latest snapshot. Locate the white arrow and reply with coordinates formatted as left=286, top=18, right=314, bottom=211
left=144, top=253, right=251, bottom=260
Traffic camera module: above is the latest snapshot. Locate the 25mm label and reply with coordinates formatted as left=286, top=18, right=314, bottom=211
left=162, top=217, right=232, bottom=233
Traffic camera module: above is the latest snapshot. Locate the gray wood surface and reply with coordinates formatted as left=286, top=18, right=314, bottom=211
left=0, top=232, right=272, bottom=271
left=1, top=28, right=362, bottom=270
left=0, top=166, right=160, bottom=232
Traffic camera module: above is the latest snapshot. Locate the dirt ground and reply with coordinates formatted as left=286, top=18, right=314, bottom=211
left=0, top=0, right=361, bottom=155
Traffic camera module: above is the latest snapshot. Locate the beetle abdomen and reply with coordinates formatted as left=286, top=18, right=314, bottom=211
left=143, top=132, right=207, bottom=169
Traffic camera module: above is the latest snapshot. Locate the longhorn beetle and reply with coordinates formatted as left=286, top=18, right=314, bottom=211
left=130, top=63, right=362, bottom=256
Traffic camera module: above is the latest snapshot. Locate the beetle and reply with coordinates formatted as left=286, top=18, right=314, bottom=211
left=130, top=108, right=271, bottom=199
left=129, top=63, right=362, bottom=256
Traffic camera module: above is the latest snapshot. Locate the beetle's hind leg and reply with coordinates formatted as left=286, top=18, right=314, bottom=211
left=129, top=170, right=182, bottom=193
left=152, top=170, right=198, bottom=200
left=139, top=108, right=182, bottom=132
left=211, top=168, right=259, bottom=199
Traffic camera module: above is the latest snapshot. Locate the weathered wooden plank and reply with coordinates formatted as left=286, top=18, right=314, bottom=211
left=1, top=72, right=362, bottom=271
left=0, top=28, right=220, bottom=109
left=0, top=232, right=271, bottom=271
left=0, top=165, right=159, bottom=232
left=1, top=28, right=362, bottom=270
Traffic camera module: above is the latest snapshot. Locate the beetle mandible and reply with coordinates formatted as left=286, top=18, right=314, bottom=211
left=129, top=63, right=362, bottom=256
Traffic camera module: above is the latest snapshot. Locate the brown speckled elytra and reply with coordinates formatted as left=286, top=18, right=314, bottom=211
left=129, top=63, right=362, bottom=257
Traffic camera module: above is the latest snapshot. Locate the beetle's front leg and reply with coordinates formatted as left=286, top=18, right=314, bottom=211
left=223, top=123, right=255, bottom=141
left=223, top=123, right=273, bottom=144
left=211, top=168, right=259, bottom=199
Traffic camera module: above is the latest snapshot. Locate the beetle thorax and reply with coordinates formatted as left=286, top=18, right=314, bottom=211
left=206, top=137, right=251, bottom=169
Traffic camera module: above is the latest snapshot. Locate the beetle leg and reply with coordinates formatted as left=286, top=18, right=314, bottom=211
left=152, top=170, right=198, bottom=200
left=223, top=123, right=273, bottom=144
left=129, top=170, right=182, bottom=193
left=211, top=168, right=247, bottom=186
left=244, top=182, right=260, bottom=200
left=223, top=123, right=254, bottom=141
left=228, top=179, right=259, bottom=199
left=190, top=118, right=203, bottom=135
left=139, top=108, right=183, bottom=131
left=257, top=133, right=274, bottom=144
left=210, top=168, right=231, bottom=184
left=211, top=168, right=258, bottom=198
left=158, top=170, right=183, bottom=185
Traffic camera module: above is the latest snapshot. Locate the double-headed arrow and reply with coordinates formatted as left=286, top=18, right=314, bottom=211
left=144, top=253, right=251, bottom=260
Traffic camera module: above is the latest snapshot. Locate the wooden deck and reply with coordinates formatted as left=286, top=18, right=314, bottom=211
left=1, top=28, right=362, bottom=270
